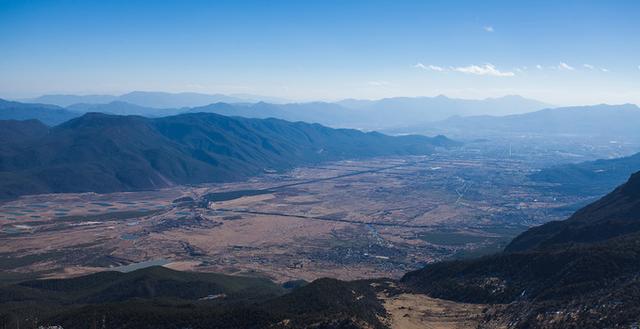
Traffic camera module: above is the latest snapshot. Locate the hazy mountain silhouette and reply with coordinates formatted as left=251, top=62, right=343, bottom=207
left=406, top=104, right=640, bottom=139
left=338, top=95, right=550, bottom=125
left=189, top=101, right=359, bottom=127
left=67, top=101, right=182, bottom=117
left=25, top=94, right=118, bottom=107
left=21, top=93, right=550, bottom=129
left=0, top=99, right=79, bottom=125
left=27, top=91, right=288, bottom=108
left=189, top=95, right=549, bottom=129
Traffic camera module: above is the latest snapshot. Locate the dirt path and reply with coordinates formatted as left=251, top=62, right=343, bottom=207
left=382, top=293, right=492, bottom=329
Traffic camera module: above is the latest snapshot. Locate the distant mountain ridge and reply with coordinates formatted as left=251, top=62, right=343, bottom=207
left=187, top=95, right=549, bottom=129
left=16, top=93, right=550, bottom=129
left=402, top=103, right=640, bottom=139
left=26, top=91, right=289, bottom=108
left=338, top=94, right=550, bottom=124
left=67, top=101, right=182, bottom=117
left=0, top=112, right=455, bottom=199
left=0, top=99, right=79, bottom=125
left=189, top=101, right=359, bottom=127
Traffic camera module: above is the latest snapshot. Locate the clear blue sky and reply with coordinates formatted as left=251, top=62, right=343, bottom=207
left=1, top=0, right=638, bottom=105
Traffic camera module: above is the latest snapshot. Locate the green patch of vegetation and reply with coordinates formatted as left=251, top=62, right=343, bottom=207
left=55, top=209, right=163, bottom=222
left=418, top=230, right=493, bottom=246
left=203, top=189, right=272, bottom=202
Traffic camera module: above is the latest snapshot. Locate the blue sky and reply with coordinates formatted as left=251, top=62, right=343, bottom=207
left=1, top=0, right=639, bottom=105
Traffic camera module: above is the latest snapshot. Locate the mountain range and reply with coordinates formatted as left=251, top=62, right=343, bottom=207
left=185, top=95, right=549, bottom=129
left=25, top=91, right=289, bottom=108
left=8, top=93, right=551, bottom=129
left=0, top=99, right=78, bottom=126
left=0, top=112, right=455, bottom=199
left=67, top=101, right=182, bottom=117
left=399, top=104, right=640, bottom=140
left=8, top=93, right=640, bottom=139
left=338, top=94, right=550, bottom=124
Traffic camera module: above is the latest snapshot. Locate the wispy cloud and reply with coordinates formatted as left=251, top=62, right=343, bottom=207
left=583, top=63, right=610, bottom=72
left=415, top=61, right=622, bottom=76
left=483, top=26, right=494, bottom=32
left=452, top=64, right=515, bottom=77
left=414, top=63, right=444, bottom=71
left=558, top=62, right=575, bottom=71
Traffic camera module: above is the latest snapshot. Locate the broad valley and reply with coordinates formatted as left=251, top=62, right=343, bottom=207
left=1, top=1, right=639, bottom=328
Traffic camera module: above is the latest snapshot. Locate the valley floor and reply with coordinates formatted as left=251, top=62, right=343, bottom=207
left=0, top=147, right=590, bottom=283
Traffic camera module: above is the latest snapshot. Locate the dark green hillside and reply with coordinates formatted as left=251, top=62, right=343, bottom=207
left=403, top=171, right=640, bottom=301
left=401, top=171, right=640, bottom=328
left=0, top=267, right=388, bottom=329
left=12, top=266, right=285, bottom=303
left=0, top=119, right=49, bottom=145
left=508, top=171, right=640, bottom=252
left=266, top=278, right=387, bottom=329
left=531, top=151, right=640, bottom=196
left=0, top=112, right=456, bottom=199
left=402, top=232, right=640, bottom=303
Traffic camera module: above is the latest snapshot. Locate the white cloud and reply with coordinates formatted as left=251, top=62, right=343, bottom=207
left=367, top=80, right=389, bottom=86
left=484, top=26, right=494, bottom=32
left=583, top=64, right=595, bottom=70
left=414, top=62, right=427, bottom=70
left=558, top=62, right=575, bottom=71
left=536, top=64, right=543, bottom=70
left=452, top=63, right=515, bottom=77
left=601, top=68, right=610, bottom=72
left=414, top=63, right=445, bottom=71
